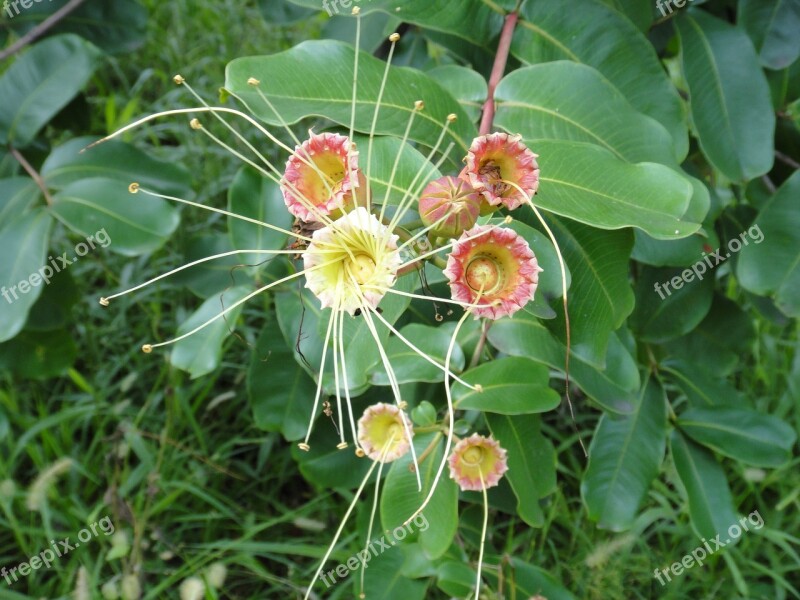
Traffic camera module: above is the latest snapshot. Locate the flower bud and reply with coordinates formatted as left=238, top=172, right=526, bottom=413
left=418, top=176, right=481, bottom=238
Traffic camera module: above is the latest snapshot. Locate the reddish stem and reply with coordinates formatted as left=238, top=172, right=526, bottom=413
left=479, top=11, right=519, bottom=135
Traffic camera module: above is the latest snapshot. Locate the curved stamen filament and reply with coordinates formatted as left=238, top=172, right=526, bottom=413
left=475, top=470, right=489, bottom=600
left=300, top=304, right=338, bottom=451
left=332, top=272, right=347, bottom=448
left=144, top=260, right=335, bottom=352
left=399, top=218, right=512, bottom=269
left=397, top=210, right=456, bottom=253
left=338, top=308, right=360, bottom=451
left=100, top=249, right=309, bottom=305
left=378, top=101, right=422, bottom=223
left=350, top=7, right=362, bottom=146
left=366, top=303, right=479, bottom=391
left=359, top=434, right=394, bottom=597
left=366, top=33, right=400, bottom=211
left=302, top=442, right=384, bottom=600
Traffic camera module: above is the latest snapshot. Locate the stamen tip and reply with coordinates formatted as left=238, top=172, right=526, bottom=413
left=355, top=448, right=365, bottom=458
left=128, top=182, right=140, bottom=194
left=503, top=215, right=513, bottom=224
left=247, top=77, right=260, bottom=86
left=141, top=344, right=153, bottom=354
left=474, top=384, right=484, bottom=393
left=447, top=114, right=458, bottom=122
left=389, top=33, right=400, bottom=43
left=173, top=74, right=185, bottom=85
left=99, top=297, right=110, bottom=307
left=298, top=443, right=311, bottom=452
left=352, top=6, right=360, bottom=15
left=190, top=118, right=202, bottom=130
left=398, top=401, right=408, bottom=410
left=336, top=442, right=349, bottom=450
left=414, top=100, right=425, bottom=111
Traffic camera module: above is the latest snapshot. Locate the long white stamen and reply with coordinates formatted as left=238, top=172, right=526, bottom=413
left=475, top=471, right=489, bottom=600
left=332, top=274, right=347, bottom=448
left=353, top=287, right=421, bottom=491
left=359, top=435, right=394, bottom=596
left=301, top=305, right=338, bottom=451
left=366, top=33, right=401, bottom=211
left=338, top=308, right=360, bottom=450
left=399, top=218, right=511, bottom=269
left=350, top=7, right=362, bottom=145
left=366, top=304, right=478, bottom=390
left=100, top=249, right=306, bottom=305
left=302, top=449, right=381, bottom=600
left=132, top=185, right=311, bottom=242
left=397, top=210, right=456, bottom=253
left=144, top=261, right=334, bottom=351
left=366, top=286, right=489, bottom=312
left=378, top=101, right=422, bottom=223
left=404, top=307, right=471, bottom=526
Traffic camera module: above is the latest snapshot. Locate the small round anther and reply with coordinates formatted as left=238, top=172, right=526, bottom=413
left=141, top=344, right=153, bottom=354
left=99, top=297, right=110, bottom=307
left=503, top=215, right=513, bottom=224
left=298, top=443, right=311, bottom=452
left=355, top=448, right=365, bottom=458
left=128, top=182, right=140, bottom=194
left=247, top=77, right=260, bottom=86
left=447, top=113, right=458, bottom=122
left=336, top=442, right=349, bottom=450
left=414, top=100, right=425, bottom=111
left=190, top=118, right=202, bottom=130
left=173, top=74, right=185, bottom=85
left=389, top=33, right=400, bottom=43
left=474, top=384, right=484, bottom=393
left=398, top=400, right=408, bottom=410
left=352, top=6, right=360, bottom=15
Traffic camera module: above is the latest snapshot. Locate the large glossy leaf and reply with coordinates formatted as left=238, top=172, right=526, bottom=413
left=629, top=265, right=715, bottom=343
left=676, top=10, right=775, bottom=182
left=737, top=171, right=800, bottom=317
left=169, top=286, right=252, bottom=378
left=581, top=378, right=666, bottom=531
left=8, top=0, right=147, bottom=54
left=225, top=41, right=477, bottom=156
left=602, top=0, right=653, bottom=31
left=381, top=432, right=458, bottom=560
left=452, top=357, right=561, bottom=415
left=369, top=323, right=465, bottom=385
left=42, top=137, right=193, bottom=198
left=488, top=318, right=641, bottom=414
left=661, top=360, right=747, bottom=409
left=670, top=430, right=738, bottom=542
left=248, top=320, right=317, bottom=442
left=738, top=0, right=800, bottom=70
left=0, top=209, right=53, bottom=342
left=426, top=65, right=487, bottom=124
left=496, top=62, right=676, bottom=165
left=486, top=414, right=556, bottom=528
left=0, top=34, right=101, bottom=147
left=539, top=215, right=635, bottom=366
left=358, top=545, right=428, bottom=600
left=228, top=166, right=293, bottom=264
left=50, top=177, right=180, bottom=257
left=287, top=0, right=503, bottom=47
left=512, top=0, right=688, bottom=159
left=678, top=408, right=795, bottom=467
left=531, top=140, right=696, bottom=240
left=0, top=177, right=39, bottom=228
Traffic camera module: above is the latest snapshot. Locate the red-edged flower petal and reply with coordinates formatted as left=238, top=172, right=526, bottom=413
left=448, top=433, right=508, bottom=491
left=463, top=133, right=539, bottom=210
left=418, top=176, right=481, bottom=238
left=357, top=403, right=413, bottom=463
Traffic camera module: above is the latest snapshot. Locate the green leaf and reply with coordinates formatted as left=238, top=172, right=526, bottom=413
left=738, top=0, right=800, bottom=70
left=512, top=0, right=688, bottom=159
left=291, top=424, right=371, bottom=489
left=369, top=323, right=465, bottom=385
left=0, top=328, right=76, bottom=379
left=486, top=413, right=556, bottom=528
left=248, top=321, right=317, bottom=442
left=0, top=177, right=39, bottom=227
left=663, top=294, right=756, bottom=376
left=493, top=558, right=576, bottom=600
left=436, top=561, right=474, bottom=598
left=426, top=65, right=487, bottom=123
left=225, top=40, right=477, bottom=156
left=676, top=10, right=775, bottom=181
left=42, top=137, right=194, bottom=198
left=629, top=265, right=715, bottom=343
left=258, top=0, right=316, bottom=24
left=169, top=286, right=252, bottom=378
left=358, top=544, right=428, bottom=600
left=540, top=215, right=635, bottom=366
left=737, top=171, right=800, bottom=317
left=25, top=268, right=80, bottom=332
left=670, top=429, right=738, bottom=542
left=287, top=0, right=504, bottom=47
left=496, top=62, right=676, bottom=165
left=0, top=34, right=101, bottom=147
left=50, top=177, right=180, bottom=256
left=601, top=0, right=653, bottom=31
left=678, top=408, right=796, bottom=467
left=532, top=140, right=696, bottom=240
left=0, top=209, right=53, bottom=342
left=228, top=166, right=293, bottom=263
left=171, top=234, right=256, bottom=298
left=661, top=360, right=747, bottom=409
left=632, top=226, right=720, bottom=267
left=8, top=0, right=147, bottom=54
left=581, top=378, right=667, bottom=531
left=381, top=432, right=458, bottom=560
left=488, top=319, right=641, bottom=414
left=452, top=357, right=561, bottom=415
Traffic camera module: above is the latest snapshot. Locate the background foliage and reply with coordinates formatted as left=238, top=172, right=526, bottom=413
left=0, top=0, right=798, bottom=598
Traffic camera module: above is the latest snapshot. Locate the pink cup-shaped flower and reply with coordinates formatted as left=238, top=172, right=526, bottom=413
left=448, top=433, right=508, bottom=491
left=357, top=403, right=414, bottom=463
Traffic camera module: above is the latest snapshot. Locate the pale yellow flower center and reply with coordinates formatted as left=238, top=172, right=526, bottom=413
left=466, top=256, right=503, bottom=295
